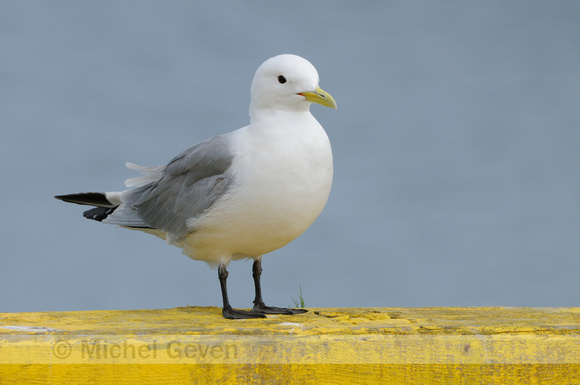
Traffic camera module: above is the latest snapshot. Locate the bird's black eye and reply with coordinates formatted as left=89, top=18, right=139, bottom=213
left=277, top=75, right=287, bottom=84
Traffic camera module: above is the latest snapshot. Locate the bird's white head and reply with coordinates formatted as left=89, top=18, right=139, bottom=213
left=249, top=54, right=336, bottom=117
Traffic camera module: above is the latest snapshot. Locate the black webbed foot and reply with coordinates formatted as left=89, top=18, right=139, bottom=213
left=222, top=306, right=266, bottom=319
left=253, top=302, right=308, bottom=315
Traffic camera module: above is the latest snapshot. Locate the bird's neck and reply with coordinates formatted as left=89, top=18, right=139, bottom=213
left=249, top=106, right=312, bottom=128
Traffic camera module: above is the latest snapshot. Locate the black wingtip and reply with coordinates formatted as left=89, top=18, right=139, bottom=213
left=55, top=192, right=116, bottom=208
left=83, top=206, right=118, bottom=222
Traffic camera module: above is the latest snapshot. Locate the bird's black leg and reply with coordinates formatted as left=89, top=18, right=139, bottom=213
left=218, top=264, right=266, bottom=319
left=252, top=258, right=308, bottom=315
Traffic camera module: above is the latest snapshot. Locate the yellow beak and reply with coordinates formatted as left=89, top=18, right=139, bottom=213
left=299, top=86, right=337, bottom=109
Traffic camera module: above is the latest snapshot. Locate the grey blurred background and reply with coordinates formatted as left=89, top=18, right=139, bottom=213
left=1, top=2, right=579, bottom=313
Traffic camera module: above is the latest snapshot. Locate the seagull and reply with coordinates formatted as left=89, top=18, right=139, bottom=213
left=55, top=54, right=336, bottom=319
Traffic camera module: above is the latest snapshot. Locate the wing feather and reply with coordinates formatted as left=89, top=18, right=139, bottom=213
left=104, top=135, right=235, bottom=239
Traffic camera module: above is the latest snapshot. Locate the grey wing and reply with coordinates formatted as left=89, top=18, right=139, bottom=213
left=104, top=134, right=235, bottom=239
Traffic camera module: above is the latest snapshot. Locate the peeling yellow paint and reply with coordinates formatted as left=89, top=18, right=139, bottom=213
left=0, top=307, right=579, bottom=384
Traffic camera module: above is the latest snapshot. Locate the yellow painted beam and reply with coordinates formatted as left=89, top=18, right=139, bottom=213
left=1, top=307, right=579, bottom=384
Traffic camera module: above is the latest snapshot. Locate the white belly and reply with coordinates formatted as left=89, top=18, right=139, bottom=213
left=179, top=120, right=333, bottom=266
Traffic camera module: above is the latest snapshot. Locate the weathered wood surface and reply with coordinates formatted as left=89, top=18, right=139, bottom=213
left=1, top=307, right=579, bottom=384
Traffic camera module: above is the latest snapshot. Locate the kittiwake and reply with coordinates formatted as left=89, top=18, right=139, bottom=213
left=55, top=54, right=336, bottom=319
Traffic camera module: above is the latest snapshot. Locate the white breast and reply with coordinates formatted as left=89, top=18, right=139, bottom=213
left=181, top=112, right=333, bottom=266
